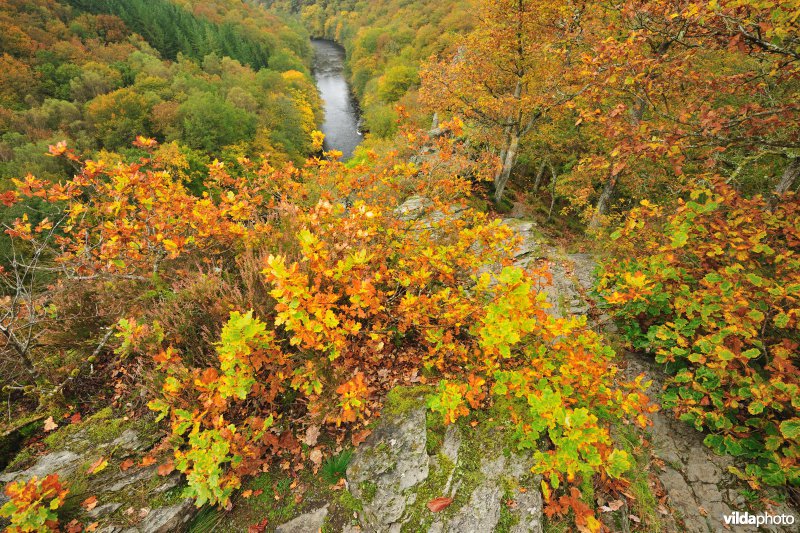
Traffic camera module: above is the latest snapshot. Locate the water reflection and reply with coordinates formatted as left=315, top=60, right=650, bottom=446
left=311, top=39, right=362, bottom=160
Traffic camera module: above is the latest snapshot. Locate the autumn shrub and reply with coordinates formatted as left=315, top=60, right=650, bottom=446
left=6, top=137, right=652, bottom=525
left=0, top=474, right=68, bottom=532
left=596, top=182, right=800, bottom=488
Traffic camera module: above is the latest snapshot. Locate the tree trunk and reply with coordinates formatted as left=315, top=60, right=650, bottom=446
left=589, top=175, right=617, bottom=229
left=774, top=157, right=799, bottom=197
left=494, top=131, right=520, bottom=203
left=532, top=160, right=547, bottom=192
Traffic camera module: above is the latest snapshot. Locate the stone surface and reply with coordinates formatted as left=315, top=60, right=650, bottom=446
left=510, top=488, right=544, bottom=533
left=444, top=482, right=503, bottom=533
left=0, top=450, right=82, bottom=485
left=138, top=499, right=195, bottom=533
left=347, top=406, right=429, bottom=531
left=275, top=505, right=329, bottom=533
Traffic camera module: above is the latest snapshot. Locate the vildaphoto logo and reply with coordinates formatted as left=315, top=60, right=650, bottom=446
left=723, top=511, right=795, bottom=527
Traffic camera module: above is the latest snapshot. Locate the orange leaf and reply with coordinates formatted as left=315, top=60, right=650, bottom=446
left=157, top=460, right=174, bottom=476
left=140, top=456, right=156, bottom=467
left=82, top=495, right=98, bottom=511
left=119, top=459, right=135, bottom=471
left=427, top=496, right=454, bottom=512
left=351, top=429, right=372, bottom=447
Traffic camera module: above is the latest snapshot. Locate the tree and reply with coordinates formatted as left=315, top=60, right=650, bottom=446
left=420, top=0, right=587, bottom=203
left=575, top=0, right=800, bottom=227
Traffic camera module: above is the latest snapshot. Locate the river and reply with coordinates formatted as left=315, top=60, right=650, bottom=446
left=311, top=39, right=362, bottom=160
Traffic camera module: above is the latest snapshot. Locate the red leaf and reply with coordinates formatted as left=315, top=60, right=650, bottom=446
left=427, top=497, right=454, bottom=512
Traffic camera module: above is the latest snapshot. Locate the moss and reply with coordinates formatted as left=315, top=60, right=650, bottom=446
left=339, top=489, right=363, bottom=513
left=382, top=385, right=433, bottom=418
left=425, top=412, right=445, bottom=456
left=359, top=480, right=377, bottom=504
left=399, top=452, right=455, bottom=533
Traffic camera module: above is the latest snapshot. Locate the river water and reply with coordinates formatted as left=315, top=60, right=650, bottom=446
left=311, top=39, right=362, bottom=159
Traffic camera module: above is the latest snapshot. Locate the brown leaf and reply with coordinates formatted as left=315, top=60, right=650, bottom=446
left=600, top=499, right=624, bottom=513
left=427, top=497, right=454, bottom=513
left=82, top=495, right=98, bottom=511
left=247, top=518, right=269, bottom=533
left=66, top=519, right=83, bottom=533
left=303, top=425, right=321, bottom=447
left=309, top=448, right=323, bottom=469
left=43, top=416, right=58, bottom=432
left=69, top=413, right=82, bottom=424
left=157, top=460, right=174, bottom=476
left=351, top=429, right=372, bottom=447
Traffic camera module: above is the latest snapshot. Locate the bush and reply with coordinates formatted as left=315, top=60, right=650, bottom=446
left=0, top=475, right=68, bottom=532
left=596, top=182, right=800, bottom=487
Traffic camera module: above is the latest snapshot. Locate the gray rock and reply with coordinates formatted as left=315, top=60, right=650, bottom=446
left=0, top=450, right=82, bottom=484
left=275, top=506, right=329, bottom=533
left=510, top=488, right=543, bottom=533
left=101, top=466, right=154, bottom=493
left=347, top=407, right=429, bottom=531
left=88, top=502, right=122, bottom=519
left=444, top=481, right=503, bottom=533
left=441, top=425, right=461, bottom=466
left=138, top=498, right=195, bottom=533
left=109, top=429, right=146, bottom=452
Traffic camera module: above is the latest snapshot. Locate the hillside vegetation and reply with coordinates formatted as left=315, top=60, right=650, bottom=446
left=0, top=1, right=798, bottom=532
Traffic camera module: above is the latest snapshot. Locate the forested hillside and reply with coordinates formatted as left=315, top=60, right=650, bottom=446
left=0, top=0, right=321, bottom=185
left=0, top=1, right=798, bottom=532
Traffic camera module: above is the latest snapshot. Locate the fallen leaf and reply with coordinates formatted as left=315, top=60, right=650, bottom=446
left=241, top=489, right=254, bottom=499
left=600, top=499, right=624, bottom=512
left=66, top=519, right=83, bottom=532
left=629, top=514, right=641, bottom=523
left=44, top=416, right=58, bottom=432
left=309, top=448, right=323, bottom=468
left=252, top=489, right=264, bottom=497
left=140, top=456, right=156, bottom=467
left=247, top=518, right=268, bottom=533
left=85, top=523, right=99, bottom=532
left=69, top=413, right=82, bottom=424
left=139, top=508, right=150, bottom=518
left=351, top=429, right=372, bottom=447
left=157, top=461, right=174, bottom=476
left=119, top=459, right=135, bottom=471
left=303, top=425, right=321, bottom=447
left=427, top=497, right=454, bottom=512
left=82, top=495, right=98, bottom=511
left=87, top=457, right=108, bottom=475
left=469, top=420, right=479, bottom=427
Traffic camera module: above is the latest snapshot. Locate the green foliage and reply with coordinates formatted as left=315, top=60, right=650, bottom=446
left=0, top=475, right=68, bottom=532
left=597, top=183, right=800, bottom=488
left=178, top=93, right=257, bottom=152
left=320, top=449, right=353, bottom=484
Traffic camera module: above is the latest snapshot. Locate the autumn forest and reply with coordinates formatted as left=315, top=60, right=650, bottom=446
left=0, top=1, right=798, bottom=532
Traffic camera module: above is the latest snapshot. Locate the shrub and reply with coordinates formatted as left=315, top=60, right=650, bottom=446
left=596, top=182, right=800, bottom=487
left=0, top=475, right=68, bottom=532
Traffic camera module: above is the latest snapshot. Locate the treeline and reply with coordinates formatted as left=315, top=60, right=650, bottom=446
left=66, top=0, right=274, bottom=70
left=0, top=0, right=322, bottom=186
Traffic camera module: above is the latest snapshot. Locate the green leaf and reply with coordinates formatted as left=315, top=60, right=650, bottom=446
left=779, top=419, right=800, bottom=440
